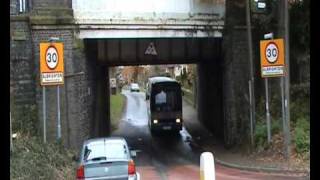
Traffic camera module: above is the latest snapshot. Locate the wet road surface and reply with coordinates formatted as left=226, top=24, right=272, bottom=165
left=111, top=90, right=306, bottom=180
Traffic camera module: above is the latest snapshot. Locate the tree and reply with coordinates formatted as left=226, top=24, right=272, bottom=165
left=289, top=0, right=310, bottom=83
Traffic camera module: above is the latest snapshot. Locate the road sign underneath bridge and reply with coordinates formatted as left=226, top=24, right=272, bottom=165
left=145, top=42, right=158, bottom=56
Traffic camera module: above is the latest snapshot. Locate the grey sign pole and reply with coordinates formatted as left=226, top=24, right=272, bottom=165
left=280, top=76, right=286, bottom=149
left=265, top=78, right=271, bottom=143
left=264, top=33, right=273, bottom=144
left=283, top=0, right=291, bottom=159
left=248, top=80, right=254, bottom=147
left=43, top=86, right=47, bottom=143
left=57, top=85, right=61, bottom=140
left=10, top=112, right=13, bottom=151
left=48, top=37, right=62, bottom=141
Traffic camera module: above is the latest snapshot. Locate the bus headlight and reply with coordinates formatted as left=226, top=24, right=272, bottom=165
left=153, top=119, right=158, bottom=124
left=176, top=118, right=181, bottom=123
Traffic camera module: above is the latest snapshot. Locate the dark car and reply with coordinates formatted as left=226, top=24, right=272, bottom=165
left=76, top=137, right=140, bottom=180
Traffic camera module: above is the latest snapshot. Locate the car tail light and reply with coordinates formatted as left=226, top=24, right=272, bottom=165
left=76, top=165, right=85, bottom=180
left=128, top=160, right=136, bottom=175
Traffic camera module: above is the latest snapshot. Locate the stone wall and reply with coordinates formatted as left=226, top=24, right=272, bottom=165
left=10, top=4, right=38, bottom=132
left=32, top=0, right=72, bottom=8
left=10, top=0, right=254, bottom=149
left=10, top=0, right=18, bottom=15
left=84, top=39, right=111, bottom=140
left=10, top=2, right=107, bottom=149
left=222, top=0, right=251, bottom=147
left=196, top=38, right=224, bottom=141
left=10, top=20, right=35, bottom=106
left=66, top=40, right=94, bottom=149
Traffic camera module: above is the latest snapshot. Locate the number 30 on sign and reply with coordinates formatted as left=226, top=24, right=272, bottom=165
left=40, top=43, right=64, bottom=86
left=46, top=46, right=59, bottom=69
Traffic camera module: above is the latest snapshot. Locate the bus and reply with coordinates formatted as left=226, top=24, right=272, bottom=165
left=146, top=76, right=183, bottom=134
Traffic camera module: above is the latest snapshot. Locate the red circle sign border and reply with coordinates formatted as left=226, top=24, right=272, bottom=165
left=264, top=42, right=279, bottom=64
left=45, top=45, right=59, bottom=70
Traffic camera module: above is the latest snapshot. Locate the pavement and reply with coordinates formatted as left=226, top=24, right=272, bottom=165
left=182, top=99, right=310, bottom=179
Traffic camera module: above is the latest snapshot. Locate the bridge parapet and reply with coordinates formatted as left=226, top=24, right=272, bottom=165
left=73, top=0, right=225, bottom=18
left=73, top=0, right=225, bottom=38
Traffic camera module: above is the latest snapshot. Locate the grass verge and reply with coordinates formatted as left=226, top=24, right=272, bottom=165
left=10, top=133, right=77, bottom=180
left=110, top=93, right=126, bottom=131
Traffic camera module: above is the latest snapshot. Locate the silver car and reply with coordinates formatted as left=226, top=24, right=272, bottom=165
left=130, top=83, right=140, bottom=92
left=76, top=137, right=139, bottom=180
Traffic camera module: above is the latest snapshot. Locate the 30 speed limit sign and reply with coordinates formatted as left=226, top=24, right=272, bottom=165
left=46, top=46, right=59, bottom=69
left=265, top=42, right=278, bottom=63
left=40, top=43, right=64, bottom=86
left=260, top=39, right=285, bottom=77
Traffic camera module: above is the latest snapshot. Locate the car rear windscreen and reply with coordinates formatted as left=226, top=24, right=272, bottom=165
left=84, top=142, right=128, bottom=161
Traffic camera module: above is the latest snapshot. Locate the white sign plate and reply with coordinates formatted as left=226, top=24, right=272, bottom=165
left=261, top=66, right=284, bottom=76
left=41, top=72, right=64, bottom=84
left=110, top=78, right=116, bottom=88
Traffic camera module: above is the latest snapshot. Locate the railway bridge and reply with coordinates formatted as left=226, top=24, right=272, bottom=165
left=10, top=0, right=252, bottom=149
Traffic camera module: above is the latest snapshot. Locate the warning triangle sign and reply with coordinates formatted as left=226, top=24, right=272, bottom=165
left=145, top=42, right=157, bottom=56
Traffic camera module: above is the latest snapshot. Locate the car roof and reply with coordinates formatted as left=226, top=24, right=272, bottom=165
left=148, top=76, right=177, bottom=84
left=83, top=137, right=127, bottom=146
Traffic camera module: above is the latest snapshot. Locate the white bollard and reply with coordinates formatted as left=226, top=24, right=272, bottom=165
left=200, top=152, right=215, bottom=180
